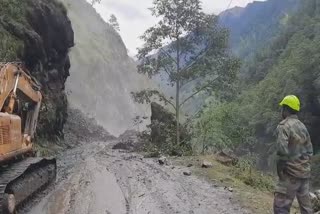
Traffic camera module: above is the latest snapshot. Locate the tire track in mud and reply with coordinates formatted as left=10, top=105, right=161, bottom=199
left=24, top=141, right=250, bottom=214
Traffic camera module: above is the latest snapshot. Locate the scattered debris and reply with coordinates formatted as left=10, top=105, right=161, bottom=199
left=224, top=186, right=233, bottom=192
left=112, top=130, right=141, bottom=151
left=158, top=156, right=167, bottom=165
left=138, top=193, right=145, bottom=198
left=183, top=171, right=192, bottom=176
left=201, top=160, right=213, bottom=168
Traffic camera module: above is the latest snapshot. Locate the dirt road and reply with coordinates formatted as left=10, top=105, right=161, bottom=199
left=23, top=141, right=249, bottom=214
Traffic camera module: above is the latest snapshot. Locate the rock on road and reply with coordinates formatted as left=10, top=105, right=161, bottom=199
left=24, top=141, right=249, bottom=214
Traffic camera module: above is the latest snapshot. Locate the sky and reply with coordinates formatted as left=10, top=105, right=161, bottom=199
left=91, top=0, right=264, bottom=56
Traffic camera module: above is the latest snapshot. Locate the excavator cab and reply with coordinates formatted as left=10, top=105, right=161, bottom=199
left=0, top=64, right=41, bottom=164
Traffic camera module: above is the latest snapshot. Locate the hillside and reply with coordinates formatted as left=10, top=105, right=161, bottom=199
left=153, top=0, right=300, bottom=116
left=196, top=0, right=320, bottom=170
left=62, top=0, right=151, bottom=136
left=220, top=0, right=300, bottom=60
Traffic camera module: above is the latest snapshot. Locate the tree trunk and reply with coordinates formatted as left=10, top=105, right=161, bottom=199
left=176, top=36, right=180, bottom=145
left=176, top=80, right=180, bottom=145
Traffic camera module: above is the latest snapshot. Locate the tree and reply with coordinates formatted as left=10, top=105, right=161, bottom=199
left=132, top=0, right=240, bottom=145
left=109, top=14, right=120, bottom=32
left=91, top=0, right=101, bottom=6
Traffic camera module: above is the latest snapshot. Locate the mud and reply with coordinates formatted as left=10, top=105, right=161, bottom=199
left=22, top=141, right=250, bottom=214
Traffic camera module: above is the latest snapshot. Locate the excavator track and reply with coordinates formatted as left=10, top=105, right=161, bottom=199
left=0, top=158, right=56, bottom=213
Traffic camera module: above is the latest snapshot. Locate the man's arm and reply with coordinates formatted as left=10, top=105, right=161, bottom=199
left=305, top=132, right=313, bottom=158
left=276, top=124, right=290, bottom=159
left=276, top=124, right=290, bottom=179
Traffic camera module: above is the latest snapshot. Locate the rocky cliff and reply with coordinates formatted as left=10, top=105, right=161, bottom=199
left=62, top=0, right=151, bottom=136
left=0, top=0, right=74, bottom=138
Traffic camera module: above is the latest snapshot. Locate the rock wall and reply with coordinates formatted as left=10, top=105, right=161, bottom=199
left=0, top=0, right=74, bottom=138
left=62, top=0, right=151, bottom=136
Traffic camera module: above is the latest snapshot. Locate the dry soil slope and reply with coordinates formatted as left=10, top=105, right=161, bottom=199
left=62, top=0, right=151, bottom=136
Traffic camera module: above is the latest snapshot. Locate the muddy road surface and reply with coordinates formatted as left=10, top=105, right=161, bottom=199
left=23, top=141, right=249, bottom=214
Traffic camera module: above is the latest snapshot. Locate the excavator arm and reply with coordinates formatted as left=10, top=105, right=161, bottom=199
left=0, top=63, right=42, bottom=163
left=0, top=63, right=42, bottom=112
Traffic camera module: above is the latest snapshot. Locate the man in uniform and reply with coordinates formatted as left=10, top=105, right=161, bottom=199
left=274, top=95, right=314, bottom=214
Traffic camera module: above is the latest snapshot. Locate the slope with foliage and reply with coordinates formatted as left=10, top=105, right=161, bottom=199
left=132, top=0, right=239, bottom=144
left=195, top=0, right=320, bottom=163
left=220, top=0, right=300, bottom=60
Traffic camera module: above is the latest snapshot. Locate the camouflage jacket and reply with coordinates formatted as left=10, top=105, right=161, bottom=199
left=276, top=115, right=313, bottom=179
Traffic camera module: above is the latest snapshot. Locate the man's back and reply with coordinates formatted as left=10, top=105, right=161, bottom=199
left=277, top=115, right=313, bottom=178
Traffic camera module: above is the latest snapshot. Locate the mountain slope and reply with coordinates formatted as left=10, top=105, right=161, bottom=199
left=196, top=0, right=320, bottom=162
left=220, top=0, right=300, bottom=59
left=62, top=0, right=151, bottom=136
left=154, top=0, right=301, bottom=115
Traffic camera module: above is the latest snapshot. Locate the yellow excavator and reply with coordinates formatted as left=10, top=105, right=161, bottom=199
left=0, top=63, right=56, bottom=213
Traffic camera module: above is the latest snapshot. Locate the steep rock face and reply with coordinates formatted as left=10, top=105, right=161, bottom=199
left=62, top=0, right=151, bottom=136
left=0, top=0, right=74, bottom=138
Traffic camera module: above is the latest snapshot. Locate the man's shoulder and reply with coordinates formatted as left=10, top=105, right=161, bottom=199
left=278, top=116, right=307, bottom=133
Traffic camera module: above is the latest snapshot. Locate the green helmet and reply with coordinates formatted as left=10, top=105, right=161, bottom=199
left=279, top=95, right=300, bottom=112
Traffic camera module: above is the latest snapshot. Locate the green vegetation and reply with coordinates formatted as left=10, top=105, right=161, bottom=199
left=194, top=0, right=320, bottom=158
left=0, top=0, right=28, bottom=61
left=0, top=0, right=28, bottom=23
left=0, top=27, right=24, bottom=61
left=133, top=0, right=239, bottom=146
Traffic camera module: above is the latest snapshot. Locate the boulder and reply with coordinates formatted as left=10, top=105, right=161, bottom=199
left=150, top=102, right=190, bottom=148
left=183, top=171, right=192, bottom=176
left=215, top=151, right=238, bottom=166
left=158, top=156, right=167, bottom=165
left=201, top=161, right=213, bottom=168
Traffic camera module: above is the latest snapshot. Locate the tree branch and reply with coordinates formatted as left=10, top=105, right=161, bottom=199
left=159, top=48, right=178, bottom=66
left=179, top=76, right=219, bottom=108
left=180, top=43, right=210, bottom=73
left=159, top=93, right=176, bottom=110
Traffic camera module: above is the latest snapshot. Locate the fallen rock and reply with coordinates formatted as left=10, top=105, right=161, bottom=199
left=215, top=151, right=238, bottom=166
left=150, top=102, right=190, bottom=148
left=201, top=160, right=213, bottom=168
left=183, top=171, right=192, bottom=176
left=224, top=186, right=233, bottom=192
left=158, top=156, right=167, bottom=165
left=187, top=163, right=193, bottom=167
